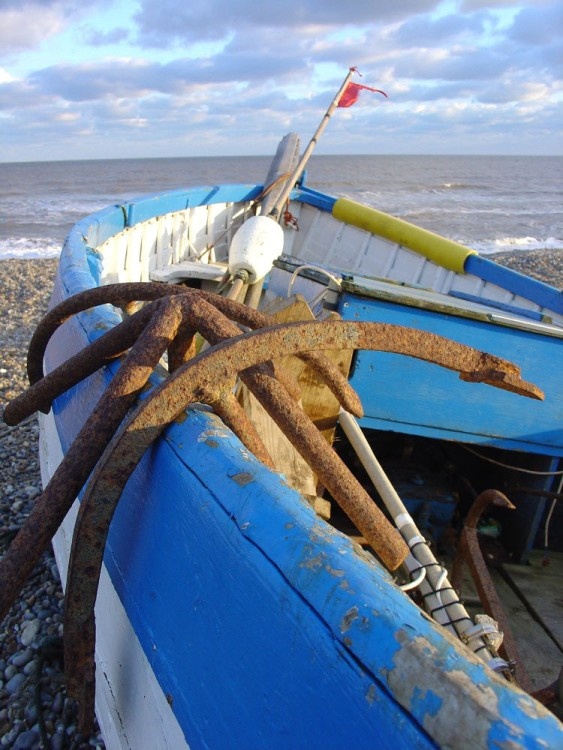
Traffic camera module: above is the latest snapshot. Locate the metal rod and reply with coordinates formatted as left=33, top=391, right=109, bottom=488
left=269, top=67, right=357, bottom=219
left=338, top=409, right=502, bottom=665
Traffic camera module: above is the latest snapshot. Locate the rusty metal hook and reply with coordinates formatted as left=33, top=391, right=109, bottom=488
left=451, top=488, right=532, bottom=693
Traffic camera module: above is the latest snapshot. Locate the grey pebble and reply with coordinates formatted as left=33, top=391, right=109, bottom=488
left=50, top=732, right=66, bottom=750
left=5, top=671, right=26, bottom=695
left=23, top=658, right=39, bottom=676
left=20, top=619, right=41, bottom=647
left=1, top=724, right=23, bottom=747
left=52, top=690, right=64, bottom=714
left=11, top=647, right=34, bottom=668
left=13, top=730, right=40, bottom=750
left=23, top=701, right=37, bottom=725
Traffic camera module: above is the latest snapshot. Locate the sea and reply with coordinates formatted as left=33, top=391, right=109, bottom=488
left=0, top=154, right=561, bottom=260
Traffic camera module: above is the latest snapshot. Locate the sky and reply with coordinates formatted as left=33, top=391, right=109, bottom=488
left=0, top=0, right=562, bottom=162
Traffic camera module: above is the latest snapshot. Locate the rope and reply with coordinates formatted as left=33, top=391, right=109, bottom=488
left=457, top=443, right=563, bottom=476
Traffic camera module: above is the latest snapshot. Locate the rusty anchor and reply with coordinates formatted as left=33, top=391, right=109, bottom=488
left=1, top=283, right=543, bottom=731
left=451, top=488, right=533, bottom=693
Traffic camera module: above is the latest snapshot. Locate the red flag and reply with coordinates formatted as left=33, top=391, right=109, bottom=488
left=338, top=82, right=388, bottom=108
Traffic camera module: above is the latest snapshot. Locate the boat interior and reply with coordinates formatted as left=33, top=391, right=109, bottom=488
left=87, top=189, right=563, bottom=718
left=329, top=427, right=563, bottom=704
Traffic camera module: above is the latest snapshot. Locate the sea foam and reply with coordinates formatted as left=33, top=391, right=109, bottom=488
left=0, top=237, right=61, bottom=260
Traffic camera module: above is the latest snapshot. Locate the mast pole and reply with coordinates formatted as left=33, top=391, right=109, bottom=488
left=269, top=67, right=357, bottom=219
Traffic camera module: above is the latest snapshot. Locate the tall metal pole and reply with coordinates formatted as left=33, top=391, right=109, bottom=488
left=269, top=67, right=357, bottom=219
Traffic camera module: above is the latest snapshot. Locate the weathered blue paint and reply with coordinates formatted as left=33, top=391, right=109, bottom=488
left=293, top=185, right=337, bottom=212
left=48, top=285, right=440, bottom=749
left=124, top=184, right=262, bottom=226
left=68, top=205, right=127, bottom=249
left=448, top=290, right=546, bottom=322
left=465, top=253, right=563, bottom=315
left=339, top=292, right=563, bottom=456
left=41, top=202, right=563, bottom=749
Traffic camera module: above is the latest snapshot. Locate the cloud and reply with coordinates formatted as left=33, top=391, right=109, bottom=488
left=133, top=0, right=441, bottom=45
left=0, top=0, right=112, bottom=54
left=23, top=53, right=307, bottom=105
left=389, top=47, right=511, bottom=84
left=27, top=60, right=159, bottom=102
left=81, top=25, right=131, bottom=47
left=0, top=0, right=561, bottom=160
left=0, top=6, right=67, bottom=54
left=508, top=4, right=563, bottom=45
left=0, top=0, right=120, bottom=57
left=388, top=12, right=488, bottom=47
left=460, top=0, right=552, bottom=8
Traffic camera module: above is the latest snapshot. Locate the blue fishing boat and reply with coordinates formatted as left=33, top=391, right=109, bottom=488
left=2, top=70, right=562, bottom=748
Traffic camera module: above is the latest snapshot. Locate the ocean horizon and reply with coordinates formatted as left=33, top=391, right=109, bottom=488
left=1, top=154, right=561, bottom=260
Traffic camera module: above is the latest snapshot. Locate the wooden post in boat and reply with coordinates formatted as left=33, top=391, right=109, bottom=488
left=259, top=133, right=301, bottom=217
left=237, top=295, right=353, bottom=506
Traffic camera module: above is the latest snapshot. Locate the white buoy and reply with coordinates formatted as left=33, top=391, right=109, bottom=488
left=228, top=215, right=284, bottom=283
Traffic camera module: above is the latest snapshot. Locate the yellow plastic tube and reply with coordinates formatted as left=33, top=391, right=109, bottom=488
left=332, top=197, right=476, bottom=274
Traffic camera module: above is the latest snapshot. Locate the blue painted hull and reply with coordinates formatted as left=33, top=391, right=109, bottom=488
left=342, top=292, right=562, bottom=455
left=42, top=183, right=563, bottom=748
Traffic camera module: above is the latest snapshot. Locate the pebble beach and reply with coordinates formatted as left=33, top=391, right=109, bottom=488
left=1, top=260, right=104, bottom=749
left=1, top=251, right=562, bottom=748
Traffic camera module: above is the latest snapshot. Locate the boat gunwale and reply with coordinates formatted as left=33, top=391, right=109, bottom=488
left=73, top=181, right=562, bottom=329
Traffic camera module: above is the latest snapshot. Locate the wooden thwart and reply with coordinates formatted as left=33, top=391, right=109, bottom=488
left=237, top=295, right=353, bottom=500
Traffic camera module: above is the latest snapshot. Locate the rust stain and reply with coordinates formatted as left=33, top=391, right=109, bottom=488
left=300, top=554, right=326, bottom=571
left=324, top=565, right=346, bottom=578
left=341, top=606, right=359, bottom=634
left=230, top=472, right=254, bottom=487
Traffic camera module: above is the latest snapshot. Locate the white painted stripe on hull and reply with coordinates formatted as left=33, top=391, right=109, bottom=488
left=39, top=411, right=189, bottom=750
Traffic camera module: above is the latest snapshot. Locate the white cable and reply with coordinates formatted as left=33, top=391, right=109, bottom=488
left=544, top=474, right=563, bottom=549
left=287, top=265, right=342, bottom=297
left=434, top=566, right=448, bottom=609
left=458, top=443, right=563, bottom=476
left=399, top=566, right=427, bottom=592
left=338, top=409, right=489, bottom=649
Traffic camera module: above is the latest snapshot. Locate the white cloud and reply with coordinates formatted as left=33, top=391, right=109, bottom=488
left=0, top=68, right=15, bottom=83
left=0, top=7, right=66, bottom=54
left=0, top=0, right=561, bottom=160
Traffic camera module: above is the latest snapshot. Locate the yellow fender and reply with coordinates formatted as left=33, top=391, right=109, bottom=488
left=332, top=198, right=477, bottom=274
